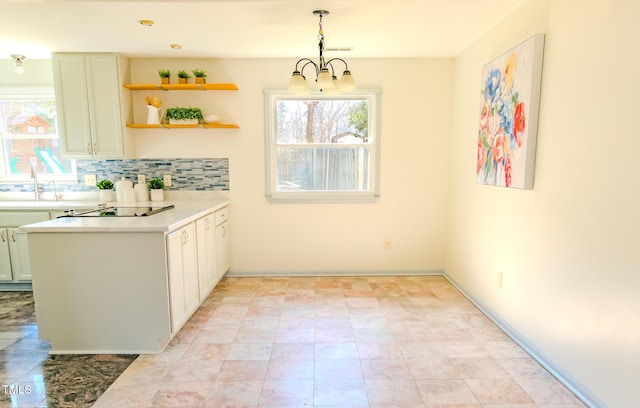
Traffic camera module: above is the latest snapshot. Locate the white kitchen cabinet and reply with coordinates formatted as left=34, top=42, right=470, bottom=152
left=0, top=212, right=51, bottom=283
left=195, top=213, right=218, bottom=301
left=8, top=228, right=31, bottom=281
left=215, top=207, right=230, bottom=279
left=166, top=222, right=200, bottom=333
left=0, top=229, right=12, bottom=281
left=52, top=52, right=133, bottom=158
left=21, top=200, right=230, bottom=353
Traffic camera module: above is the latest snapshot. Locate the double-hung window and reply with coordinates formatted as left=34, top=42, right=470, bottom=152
left=0, top=88, right=76, bottom=182
left=265, top=90, right=381, bottom=202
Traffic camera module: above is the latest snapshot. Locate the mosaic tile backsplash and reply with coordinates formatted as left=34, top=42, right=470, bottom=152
left=0, top=158, right=229, bottom=192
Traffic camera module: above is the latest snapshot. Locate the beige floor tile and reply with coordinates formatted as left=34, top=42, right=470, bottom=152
left=465, top=378, right=534, bottom=404
left=415, top=379, right=480, bottom=405
left=204, top=380, right=263, bottom=407
left=364, top=378, right=425, bottom=406
left=259, top=380, right=314, bottom=406
left=83, top=276, right=586, bottom=408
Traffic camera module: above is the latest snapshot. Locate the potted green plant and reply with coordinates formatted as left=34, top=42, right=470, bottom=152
left=147, top=177, right=165, bottom=202
left=158, top=69, right=171, bottom=84
left=177, top=70, right=191, bottom=84
left=192, top=68, right=207, bottom=84
left=165, top=106, right=203, bottom=125
left=96, top=179, right=114, bottom=201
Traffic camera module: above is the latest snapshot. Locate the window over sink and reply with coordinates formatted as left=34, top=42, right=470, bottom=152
left=264, top=89, right=381, bottom=202
left=0, top=88, right=76, bottom=182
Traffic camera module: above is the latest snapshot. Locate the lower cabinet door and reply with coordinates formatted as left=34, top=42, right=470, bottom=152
left=166, top=223, right=199, bottom=333
left=216, top=221, right=230, bottom=279
left=0, top=229, right=12, bottom=281
left=11, top=229, right=32, bottom=281
left=195, top=214, right=217, bottom=301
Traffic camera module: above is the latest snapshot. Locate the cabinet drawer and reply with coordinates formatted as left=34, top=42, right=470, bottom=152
left=214, top=207, right=228, bottom=226
left=0, top=212, right=50, bottom=226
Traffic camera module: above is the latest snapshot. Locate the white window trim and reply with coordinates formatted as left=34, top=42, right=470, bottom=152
left=0, top=87, right=77, bottom=183
left=264, top=89, right=382, bottom=203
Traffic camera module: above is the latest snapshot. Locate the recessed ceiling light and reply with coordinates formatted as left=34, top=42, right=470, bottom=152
left=326, top=47, right=353, bottom=52
left=170, top=44, right=182, bottom=50
left=138, top=19, right=154, bottom=26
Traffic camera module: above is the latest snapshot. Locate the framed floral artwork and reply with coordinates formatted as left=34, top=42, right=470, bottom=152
left=476, top=33, right=545, bottom=189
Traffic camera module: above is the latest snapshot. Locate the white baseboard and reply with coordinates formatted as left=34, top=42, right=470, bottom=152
left=224, top=269, right=445, bottom=278
left=443, top=273, right=604, bottom=408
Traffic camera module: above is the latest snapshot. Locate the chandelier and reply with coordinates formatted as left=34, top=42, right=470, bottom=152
left=288, top=10, right=356, bottom=94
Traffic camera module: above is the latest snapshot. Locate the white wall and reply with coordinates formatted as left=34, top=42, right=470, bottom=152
left=0, top=59, right=53, bottom=87
left=131, top=58, right=453, bottom=275
left=445, top=0, right=640, bottom=406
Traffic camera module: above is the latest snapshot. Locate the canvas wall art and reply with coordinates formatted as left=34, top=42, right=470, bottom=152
left=476, top=33, right=545, bottom=189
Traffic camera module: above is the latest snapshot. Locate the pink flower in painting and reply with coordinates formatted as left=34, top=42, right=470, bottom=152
left=492, top=131, right=507, bottom=164
left=479, top=102, right=490, bottom=131
left=505, top=155, right=512, bottom=187
left=477, top=139, right=486, bottom=173
left=513, top=102, right=526, bottom=147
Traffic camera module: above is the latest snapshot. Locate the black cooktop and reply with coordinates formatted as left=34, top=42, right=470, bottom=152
left=59, top=205, right=175, bottom=218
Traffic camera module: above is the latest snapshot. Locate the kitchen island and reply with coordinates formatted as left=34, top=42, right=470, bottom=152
left=19, top=197, right=229, bottom=354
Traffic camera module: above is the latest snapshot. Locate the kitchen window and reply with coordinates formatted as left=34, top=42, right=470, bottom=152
left=264, top=90, right=381, bottom=202
left=0, top=88, right=76, bottom=182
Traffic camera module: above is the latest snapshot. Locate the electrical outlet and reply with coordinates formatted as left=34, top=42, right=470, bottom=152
left=84, top=174, right=96, bottom=186
left=138, top=174, right=146, bottom=185
left=163, top=174, right=172, bottom=187
left=384, top=239, right=393, bottom=250
left=497, top=272, right=503, bottom=289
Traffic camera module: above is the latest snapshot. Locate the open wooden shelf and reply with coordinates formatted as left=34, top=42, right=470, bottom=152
left=127, top=123, right=239, bottom=129
left=123, top=83, right=238, bottom=91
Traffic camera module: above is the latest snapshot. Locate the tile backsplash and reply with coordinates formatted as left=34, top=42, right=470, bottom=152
left=0, top=158, right=229, bottom=192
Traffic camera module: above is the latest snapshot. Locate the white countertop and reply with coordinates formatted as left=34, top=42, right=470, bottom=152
left=0, top=200, right=103, bottom=210
left=16, top=196, right=229, bottom=233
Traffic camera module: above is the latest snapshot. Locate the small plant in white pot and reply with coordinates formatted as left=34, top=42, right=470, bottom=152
left=165, top=106, right=203, bottom=125
left=96, top=179, right=114, bottom=201
left=147, top=177, right=165, bottom=202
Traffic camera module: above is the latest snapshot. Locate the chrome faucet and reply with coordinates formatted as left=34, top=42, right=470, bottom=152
left=49, top=180, right=61, bottom=201
left=30, top=158, right=41, bottom=201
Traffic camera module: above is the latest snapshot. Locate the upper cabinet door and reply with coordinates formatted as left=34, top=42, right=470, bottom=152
left=52, top=53, right=127, bottom=158
left=52, top=54, right=92, bottom=157
left=85, top=54, right=125, bottom=157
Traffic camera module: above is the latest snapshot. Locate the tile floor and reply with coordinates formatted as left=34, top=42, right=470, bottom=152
left=93, top=275, right=587, bottom=408
left=0, top=292, right=136, bottom=408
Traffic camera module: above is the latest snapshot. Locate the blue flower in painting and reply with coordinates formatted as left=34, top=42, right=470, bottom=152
left=485, top=69, right=501, bottom=101
left=498, top=102, right=515, bottom=147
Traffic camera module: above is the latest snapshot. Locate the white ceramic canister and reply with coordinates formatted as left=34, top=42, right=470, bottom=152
left=134, top=183, right=149, bottom=202
left=124, top=188, right=135, bottom=203
left=115, top=177, right=133, bottom=202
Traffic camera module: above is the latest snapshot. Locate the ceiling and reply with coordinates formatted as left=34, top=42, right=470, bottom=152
left=0, top=0, right=528, bottom=60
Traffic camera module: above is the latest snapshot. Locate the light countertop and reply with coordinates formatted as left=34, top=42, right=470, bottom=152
left=17, top=197, right=229, bottom=233
left=0, top=200, right=103, bottom=211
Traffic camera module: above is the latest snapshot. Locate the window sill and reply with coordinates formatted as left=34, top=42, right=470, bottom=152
left=266, top=193, right=379, bottom=204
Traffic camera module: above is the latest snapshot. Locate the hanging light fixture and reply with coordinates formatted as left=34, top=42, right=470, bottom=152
left=11, top=54, right=26, bottom=75
left=288, top=10, right=356, bottom=94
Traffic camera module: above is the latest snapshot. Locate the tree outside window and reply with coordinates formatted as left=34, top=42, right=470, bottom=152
left=0, top=91, right=75, bottom=179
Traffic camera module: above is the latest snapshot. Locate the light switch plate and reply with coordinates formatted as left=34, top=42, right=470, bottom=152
left=84, top=174, right=96, bottom=186
left=163, top=174, right=172, bottom=187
